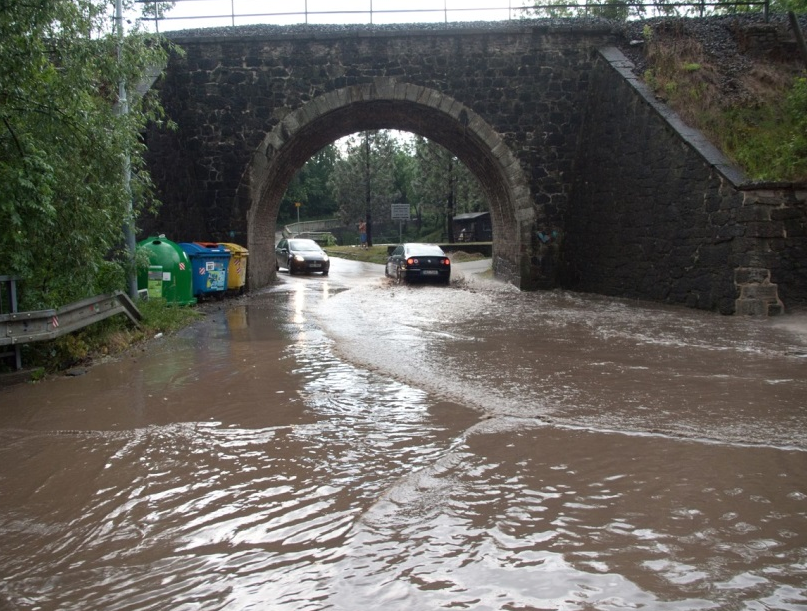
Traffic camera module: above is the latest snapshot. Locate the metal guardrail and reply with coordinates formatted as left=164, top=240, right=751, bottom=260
left=137, top=0, right=771, bottom=31
left=0, top=291, right=143, bottom=370
left=283, top=219, right=342, bottom=238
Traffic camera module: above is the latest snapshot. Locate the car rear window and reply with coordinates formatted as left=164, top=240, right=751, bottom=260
left=407, top=245, right=445, bottom=256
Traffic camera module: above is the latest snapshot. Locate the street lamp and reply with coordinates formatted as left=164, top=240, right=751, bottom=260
left=295, top=201, right=302, bottom=226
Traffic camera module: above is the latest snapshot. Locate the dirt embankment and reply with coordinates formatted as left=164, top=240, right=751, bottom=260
left=614, top=14, right=806, bottom=107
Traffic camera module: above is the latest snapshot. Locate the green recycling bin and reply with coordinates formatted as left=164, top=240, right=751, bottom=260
left=137, top=236, right=196, bottom=306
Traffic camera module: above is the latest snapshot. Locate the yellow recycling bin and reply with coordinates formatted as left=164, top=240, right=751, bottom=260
left=219, top=242, right=249, bottom=293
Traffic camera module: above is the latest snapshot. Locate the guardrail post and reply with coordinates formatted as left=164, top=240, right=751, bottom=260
left=0, top=276, right=22, bottom=370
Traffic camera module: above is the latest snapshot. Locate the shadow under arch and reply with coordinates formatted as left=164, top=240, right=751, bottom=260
left=242, top=78, right=536, bottom=289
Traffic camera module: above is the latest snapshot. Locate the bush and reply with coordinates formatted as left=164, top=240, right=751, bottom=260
left=723, top=76, right=807, bottom=181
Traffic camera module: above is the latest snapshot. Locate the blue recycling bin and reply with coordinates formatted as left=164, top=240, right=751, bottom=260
left=179, top=242, right=231, bottom=298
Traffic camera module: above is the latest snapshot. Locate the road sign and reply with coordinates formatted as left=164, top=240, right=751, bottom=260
left=391, top=204, right=410, bottom=221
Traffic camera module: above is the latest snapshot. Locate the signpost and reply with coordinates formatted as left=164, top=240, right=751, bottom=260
left=391, top=204, right=410, bottom=243
left=295, top=201, right=302, bottom=225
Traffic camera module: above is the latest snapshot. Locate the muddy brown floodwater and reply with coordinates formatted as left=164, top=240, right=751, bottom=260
left=1, top=257, right=806, bottom=611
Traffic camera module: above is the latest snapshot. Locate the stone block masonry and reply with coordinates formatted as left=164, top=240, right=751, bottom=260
left=561, top=45, right=804, bottom=315
left=143, top=20, right=806, bottom=314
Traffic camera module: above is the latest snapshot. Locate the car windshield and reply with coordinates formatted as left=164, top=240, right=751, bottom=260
left=289, top=239, right=321, bottom=251
left=406, top=244, right=445, bottom=256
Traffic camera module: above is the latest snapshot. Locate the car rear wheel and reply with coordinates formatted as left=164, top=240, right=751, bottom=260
left=396, top=265, right=405, bottom=285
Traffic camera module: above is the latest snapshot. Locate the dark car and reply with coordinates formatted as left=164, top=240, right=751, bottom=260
left=385, top=243, right=451, bottom=284
left=275, top=238, right=330, bottom=275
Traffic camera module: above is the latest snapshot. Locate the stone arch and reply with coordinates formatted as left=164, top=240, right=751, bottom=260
left=241, top=78, right=536, bottom=289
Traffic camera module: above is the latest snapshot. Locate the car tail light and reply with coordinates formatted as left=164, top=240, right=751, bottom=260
left=443, top=258, right=451, bottom=266
left=407, top=257, right=416, bottom=265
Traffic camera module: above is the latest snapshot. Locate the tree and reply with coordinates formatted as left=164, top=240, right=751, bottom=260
left=0, top=0, right=170, bottom=309
left=327, top=131, right=401, bottom=246
left=770, top=0, right=807, bottom=11
left=521, top=0, right=637, bottom=20
left=279, top=144, right=338, bottom=225
left=410, top=136, right=487, bottom=242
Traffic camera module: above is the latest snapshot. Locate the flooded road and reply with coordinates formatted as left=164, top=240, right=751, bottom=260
left=1, top=257, right=806, bottom=610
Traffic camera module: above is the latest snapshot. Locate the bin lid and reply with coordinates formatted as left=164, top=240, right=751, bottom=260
left=219, top=242, right=249, bottom=256
left=139, top=236, right=188, bottom=265
left=179, top=242, right=231, bottom=257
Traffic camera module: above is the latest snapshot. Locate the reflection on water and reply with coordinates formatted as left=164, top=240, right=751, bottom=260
left=0, top=261, right=806, bottom=610
left=330, top=420, right=807, bottom=610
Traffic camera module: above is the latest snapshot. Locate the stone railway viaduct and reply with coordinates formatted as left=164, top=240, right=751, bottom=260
left=143, top=20, right=807, bottom=315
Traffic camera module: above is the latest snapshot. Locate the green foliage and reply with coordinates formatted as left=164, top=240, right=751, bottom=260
left=327, top=131, right=402, bottom=236
left=410, top=136, right=487, bottom=241
left=764, top=0, right=807, bottom=10
left=279, top=144, right=338, bottom=224
left=641, top=24, right=806, bottom=181
left=722, top=76, right=807, bottom=181
left=521, top=0, right=639, bottom=20
left=0, top=0, right=171, bottom=311
left=138, top=298, right=202, bottom=334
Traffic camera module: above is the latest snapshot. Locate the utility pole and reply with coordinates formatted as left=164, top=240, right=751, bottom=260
left=115, top=0, right=138, bottom=300
left=446, top=153, right=455, bottom=243
left=364, top=132, right=373, bottom=247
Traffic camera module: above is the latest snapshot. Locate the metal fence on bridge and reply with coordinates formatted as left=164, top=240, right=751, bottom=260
left=138, top=0, right=771, bottom=32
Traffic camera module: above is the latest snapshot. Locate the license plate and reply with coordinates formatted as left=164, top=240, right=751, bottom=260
left=422, top=270, right=438, bottom=276
left=310, top=263, right=321, bottom=268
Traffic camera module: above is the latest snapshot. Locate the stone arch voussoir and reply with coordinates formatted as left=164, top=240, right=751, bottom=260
left=244, top=79, right=536, bottom=290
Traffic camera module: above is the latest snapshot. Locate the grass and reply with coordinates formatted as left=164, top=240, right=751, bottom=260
left=642, top=31, right=807, bottom=182
left=324, top=245, right=390, bottom=265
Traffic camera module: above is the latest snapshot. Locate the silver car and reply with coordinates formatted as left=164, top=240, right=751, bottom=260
left=275, top=238, right=330, bottom=275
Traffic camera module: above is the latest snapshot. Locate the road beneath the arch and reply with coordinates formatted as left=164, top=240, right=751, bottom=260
left=1, top=256, right=806, bottom=610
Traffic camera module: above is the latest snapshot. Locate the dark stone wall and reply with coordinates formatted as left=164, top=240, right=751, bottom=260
left=741, top=186, right=807, bottom=310
left=142, top=23, right=615, bottom=248
left=563, top=48, right=753, bottom=314
left=142, top=23, right=806, bottom=313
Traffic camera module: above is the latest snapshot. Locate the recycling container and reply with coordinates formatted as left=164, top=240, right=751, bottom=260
left=179, top=242, right=231, bottom=298
left=218, top=242, right=249, bottom=293
left=137, top=236, right=196, bottom=306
